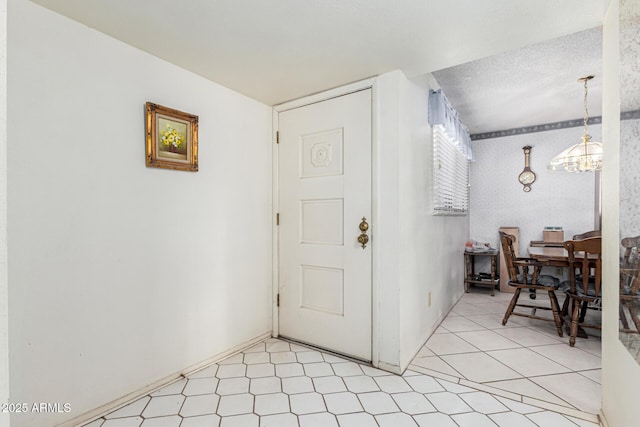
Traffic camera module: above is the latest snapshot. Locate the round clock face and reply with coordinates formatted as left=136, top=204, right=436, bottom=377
left=518, top=170, right=536, bottom=185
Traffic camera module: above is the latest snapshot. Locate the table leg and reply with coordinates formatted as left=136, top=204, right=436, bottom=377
left=464, top=254, right=471, bottom=293
left=490, top=254, right=496, bottom=296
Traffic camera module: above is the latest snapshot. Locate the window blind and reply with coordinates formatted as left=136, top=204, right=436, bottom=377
left=433, top=124, right=469, bottom=215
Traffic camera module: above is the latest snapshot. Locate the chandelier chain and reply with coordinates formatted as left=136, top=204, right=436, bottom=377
left=583, top=78, right=589, bottom=134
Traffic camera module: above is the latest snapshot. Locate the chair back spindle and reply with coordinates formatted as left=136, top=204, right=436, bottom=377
left=500, top=232, right=538, bottom=285
left=500, top=232, right=518, bottom=283
left=619, top=236, right=640, bottom=333
left=621, top=236, right=640, bottom=292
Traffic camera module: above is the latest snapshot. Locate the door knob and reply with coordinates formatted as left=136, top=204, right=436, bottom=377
left=357, top=217, right=369, bottom=249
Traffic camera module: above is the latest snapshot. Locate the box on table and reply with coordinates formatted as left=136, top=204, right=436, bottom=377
left=543, top=229, right=564, bottom=242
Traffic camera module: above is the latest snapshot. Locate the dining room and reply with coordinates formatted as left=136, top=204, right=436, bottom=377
left=438, top=25, right=607, bottom=359
left=428, top=4, right=640, bottom=422
left=420, top=5, right=640, bottom=426
left=422, top=24, right=610, bottom=422
left=441, top=27, right=603, bottom=268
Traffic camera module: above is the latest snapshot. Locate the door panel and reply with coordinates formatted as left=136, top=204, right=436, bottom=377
left=300, top=199, right=344, bottom=245
left=278, top=89, right=372, bottom=361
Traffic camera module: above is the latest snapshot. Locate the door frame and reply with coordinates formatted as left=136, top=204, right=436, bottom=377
left=272, top=77, right=379, bottom=367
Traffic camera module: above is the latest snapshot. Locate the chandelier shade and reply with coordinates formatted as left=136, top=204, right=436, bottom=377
left=547, top=135, right=603, bottom=173
left=548, top=75, right=602, bottom=173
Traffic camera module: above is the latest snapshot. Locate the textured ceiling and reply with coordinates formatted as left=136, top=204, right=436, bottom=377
left=30, top=0, right=609, bottom=108
left=433, top=27, right=604, bottom=135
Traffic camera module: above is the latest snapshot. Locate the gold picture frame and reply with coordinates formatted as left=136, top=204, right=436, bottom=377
left=145, top=102, right=198, bottom=171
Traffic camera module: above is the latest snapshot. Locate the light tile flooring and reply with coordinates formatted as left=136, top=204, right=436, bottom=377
left=410, top=287, right=602, bottom=419
left=82, top=288, right=601, bottom=427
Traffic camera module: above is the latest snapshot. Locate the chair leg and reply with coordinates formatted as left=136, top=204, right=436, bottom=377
left=579, top=301, right=589, bottom=323
left=626, top=301, right=640, bottom=333
left=570, top=298, right=581, bottom=347
left=503, top=288, right=521, bottom=326
left=548, top=290, right=564, bottom=337
left=619, top=303, right=630, bottom=330
left=561, top=293, right=570, bottom=317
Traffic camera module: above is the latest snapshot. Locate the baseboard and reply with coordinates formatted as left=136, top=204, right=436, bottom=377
left=376, top=361, right=402, bottom=375
left=397, top=293, right=463, bottom=374
left=598, top=409, right=608, bottom=427
left=58, top=331, right=271, bottom=427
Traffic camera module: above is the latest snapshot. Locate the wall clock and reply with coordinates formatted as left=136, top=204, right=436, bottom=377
left=518, top=145, right=536, bottom=192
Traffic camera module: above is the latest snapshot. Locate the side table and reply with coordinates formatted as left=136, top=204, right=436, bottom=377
left=464, top=249, right=499, bottom=296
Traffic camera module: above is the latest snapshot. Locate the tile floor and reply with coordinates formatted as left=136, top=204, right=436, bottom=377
left=81, top=288, right=602, bottom=427
left=409, top=287, right=602, bottom=418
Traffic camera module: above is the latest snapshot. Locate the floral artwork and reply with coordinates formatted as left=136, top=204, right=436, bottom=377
left=158, top=119, right=188, bottom=158
left=145, top=102, right=198, bottom=171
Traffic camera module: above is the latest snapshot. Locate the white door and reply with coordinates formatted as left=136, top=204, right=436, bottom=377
left=278, top=89, right=372, bottom=361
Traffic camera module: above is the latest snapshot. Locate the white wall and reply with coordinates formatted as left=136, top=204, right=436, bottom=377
left=398, top=76, right=469, bottom=369
left=7, top=1, right=272, bottom=426
left=601, top=0, right=640, bottom=425
left=618, top=117, right=640, bottom=361
left=0, top=0, right=8, bottom=426
left=619, top=118, right=640, bottom=239
left=375, top=71, right=468, bottom=372
left=374, top=73, right=402, bottom=371
left=470, top=127, right=598, bottom=254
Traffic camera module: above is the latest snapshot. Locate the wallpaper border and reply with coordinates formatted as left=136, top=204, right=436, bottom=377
left=471, top=110, right=640, bottom=141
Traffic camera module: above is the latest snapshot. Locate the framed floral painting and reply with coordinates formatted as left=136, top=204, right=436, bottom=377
left=145, top=102, right=198, bottom=171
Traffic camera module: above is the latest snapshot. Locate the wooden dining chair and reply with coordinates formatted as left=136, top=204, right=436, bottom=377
left=562, top=230, right=602, bottom=321
left=573, top=230, right=601, bottom=240
left=620, top=235, right=640, bottom=333
left=499, top=232, right=564, bottom=336
left=564, top=237, right=602, bottom=346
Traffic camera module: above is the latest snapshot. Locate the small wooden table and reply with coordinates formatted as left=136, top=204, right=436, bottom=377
left=464, top=249, right=499, bottom=296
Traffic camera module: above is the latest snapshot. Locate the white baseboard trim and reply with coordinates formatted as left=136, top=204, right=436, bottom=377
left=58, top=332, right=271, bottom=427
left=598, top=409, right=608, bottom=427
left=376, top=361, right=402, bottom=375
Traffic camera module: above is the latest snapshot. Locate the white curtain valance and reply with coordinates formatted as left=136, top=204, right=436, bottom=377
left=428, top=89, right=473, bottom=160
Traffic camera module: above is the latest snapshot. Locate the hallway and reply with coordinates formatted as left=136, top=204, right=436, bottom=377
left=81, top=288, right=601, bottom=427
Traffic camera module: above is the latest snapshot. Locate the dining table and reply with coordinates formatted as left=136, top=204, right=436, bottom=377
left=527, top=245, right=598, bottom=265
left=528, top=246, right=571, bottom=265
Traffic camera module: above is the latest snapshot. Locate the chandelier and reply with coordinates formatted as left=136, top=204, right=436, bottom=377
left=548, top=75, right=603, bottom=173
